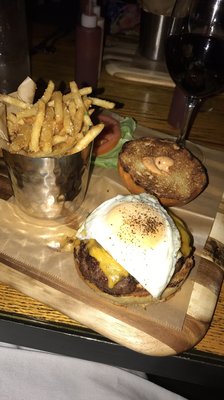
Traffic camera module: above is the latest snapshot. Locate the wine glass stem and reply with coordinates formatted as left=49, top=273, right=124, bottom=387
left=176, top=97, right=201, bottom=147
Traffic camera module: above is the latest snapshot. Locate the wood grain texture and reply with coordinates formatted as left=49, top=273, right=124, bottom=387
left=0, top=258, right=211, bottom=357
left=0, top=22, right=223, bottom=357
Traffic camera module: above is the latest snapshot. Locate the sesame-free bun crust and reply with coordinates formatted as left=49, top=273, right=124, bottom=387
left=118, top=138, right=208, bottom=207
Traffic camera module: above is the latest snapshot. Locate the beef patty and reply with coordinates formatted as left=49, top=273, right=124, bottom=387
left=74, top=241, right=137, bottom=295
left=74, top=241, right=194, bottom=299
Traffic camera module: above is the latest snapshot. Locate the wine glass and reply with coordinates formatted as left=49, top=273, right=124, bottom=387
left=165, top=0, right=224, bottom=157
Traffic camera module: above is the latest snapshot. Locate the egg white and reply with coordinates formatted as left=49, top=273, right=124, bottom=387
left=76, top=193, right=181, bottom=298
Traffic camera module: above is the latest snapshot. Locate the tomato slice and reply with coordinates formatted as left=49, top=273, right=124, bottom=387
left=93, top=114, right=121, bottom=156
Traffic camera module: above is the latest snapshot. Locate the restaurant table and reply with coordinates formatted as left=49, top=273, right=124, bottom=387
left=0, top=21, right=224, bottom=396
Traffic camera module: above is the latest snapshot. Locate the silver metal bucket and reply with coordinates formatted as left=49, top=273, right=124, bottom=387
left=3, top=145, right=92, bottom=220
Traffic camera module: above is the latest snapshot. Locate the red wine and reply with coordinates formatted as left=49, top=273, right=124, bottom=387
left=165, top=33, right=224, bottom=98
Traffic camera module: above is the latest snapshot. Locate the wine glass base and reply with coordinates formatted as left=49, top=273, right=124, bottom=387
left=164, top=137, right=204, bottom=162
left=184, top=140, right=204, bottom=162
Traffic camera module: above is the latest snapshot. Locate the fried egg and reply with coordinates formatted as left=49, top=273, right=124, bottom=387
left=76, top=193, right=182, bottom=298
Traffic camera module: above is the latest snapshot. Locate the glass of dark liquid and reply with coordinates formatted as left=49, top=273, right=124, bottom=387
left=165, top=0, right=224, bottom=156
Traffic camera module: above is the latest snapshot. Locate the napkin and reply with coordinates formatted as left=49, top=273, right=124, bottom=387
left=0, top=76, right=36, bottom=143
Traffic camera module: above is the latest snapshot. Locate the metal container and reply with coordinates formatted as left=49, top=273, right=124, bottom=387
left=3, top=145, right=92, bottom=220
left=139, top=9, right=171, bottom=62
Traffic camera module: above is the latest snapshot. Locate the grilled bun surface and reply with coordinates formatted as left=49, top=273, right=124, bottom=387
left=118, top=137, right=208, bottom=207
left=74, top=193, right=194, bottom=303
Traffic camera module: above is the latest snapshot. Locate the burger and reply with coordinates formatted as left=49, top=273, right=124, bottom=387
left=118, top=137, right=208, bottom=207
left=74, top=193, right=194, bottom=303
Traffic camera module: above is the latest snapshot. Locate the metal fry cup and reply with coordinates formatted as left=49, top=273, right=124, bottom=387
left=3, top=145, right=92, bottom=220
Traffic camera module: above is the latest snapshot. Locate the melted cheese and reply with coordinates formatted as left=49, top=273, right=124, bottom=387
left=87, top=239, right=128, bottom=288
left=169, top=212, right=192, bottom=257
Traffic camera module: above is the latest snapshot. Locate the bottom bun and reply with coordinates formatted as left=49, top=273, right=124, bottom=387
left=74, top=242, right=194, bottom=306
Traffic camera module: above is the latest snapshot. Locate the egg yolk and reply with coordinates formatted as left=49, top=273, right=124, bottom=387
left=105, top=202, right=166, bottom=249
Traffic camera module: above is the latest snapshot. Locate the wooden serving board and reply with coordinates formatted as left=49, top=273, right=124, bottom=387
left=0, top=125, right=223, bottom=357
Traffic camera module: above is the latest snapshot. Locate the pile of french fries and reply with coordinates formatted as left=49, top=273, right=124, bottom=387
left=0, top=80, right=115, bottom=157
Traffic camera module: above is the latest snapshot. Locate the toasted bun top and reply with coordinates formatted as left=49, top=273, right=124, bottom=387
left=118, top=137, right=208, bottom=207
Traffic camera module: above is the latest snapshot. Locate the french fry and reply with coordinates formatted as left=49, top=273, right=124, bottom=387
left=52, top=91, right=63, bottom=128
left=52, top=134, right=68, bottom=146
left=9, top=135, right=27, bottom=152
left=88, top=97, right=115, bottom=109
left=29, top=100, right=45, bottom=152
left=83, top=112, right=92, bottom=134
left=7, top=121, right=21, bottom=141
left=63, top=103, right=73, bottom=135
left=88, top=108, right=94, bottom=116
left=82, top=108, right=92, bottom=127
left=18, top=123, right=32, bottom=151
left=9, top=123, right=31, bottom=152
left=40, top=106, right=54, bottom=154
left=0, top=94, right=30, bottom=109
left=67, top=98, right=77, bottom=123
left=47, top=99, right=54, bottom=107
left=63, top=86, right=92, bottom=103
left=51, top=134, right=80, bottom=157
left=69, top=81, right=92, bottom=127
left=79, top=87, right=92, bottom=96
left=70, top=106, right=84, bottom=136
left=3, top=79, right=116, bottom=157
left=83, top=96, right=92, bottom=110
left=7, top=112, right=18, bottom=124
left=40, top=80, right=55, bottom=104
left=69, top=81, right=81, bottom=105
left=70, top=123, right=104, bottom=154
left=63, top=92, right=71, bottom=103
left=16, top=106, right=38, bottom=120
left=7, top=121, right=16, bottom=139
